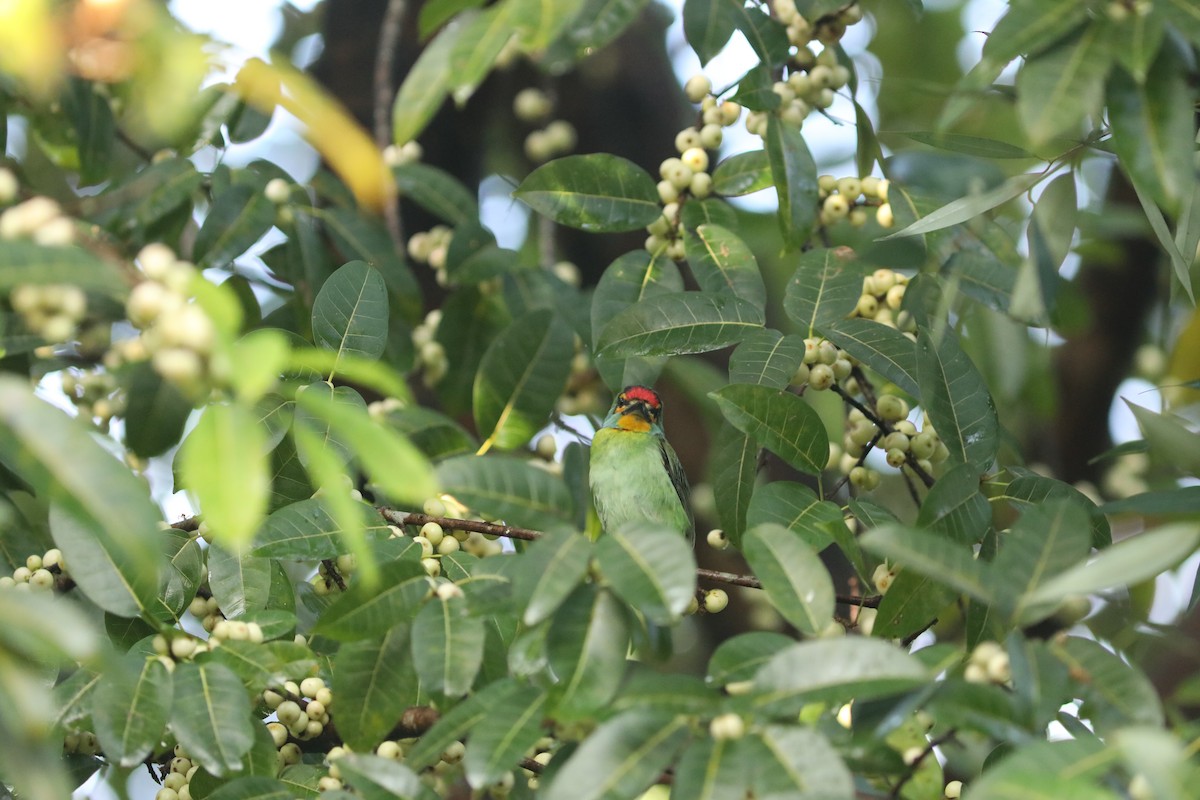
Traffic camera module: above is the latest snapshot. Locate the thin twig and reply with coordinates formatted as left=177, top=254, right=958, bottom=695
left=380, top=509, right=542, bottom=541
left=890, top=728, right=958, bottom=799
left=374, top=0, right=407, bottom=247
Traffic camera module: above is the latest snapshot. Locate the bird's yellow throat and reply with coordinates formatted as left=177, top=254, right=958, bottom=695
left=615, top=415, right=652, bottom=433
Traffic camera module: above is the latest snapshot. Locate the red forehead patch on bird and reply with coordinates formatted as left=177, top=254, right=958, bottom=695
left=622, top=385, right=661, bottom=407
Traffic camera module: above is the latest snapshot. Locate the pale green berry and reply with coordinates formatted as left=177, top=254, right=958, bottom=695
left=706, top=529, right=729, bottom=550
left=944, top=780, right=963, bottom=799
left=886, top=448, right=907, bottom=468
left=690, top=172, right=713, bottom=199
left=684, top=74, right=712, bottom=103
left=29, top=568, right=54, bottom=590
left=808, top=363, right=835, bottom=391
left=657, top=180, right=680, bottom=204
left=420, top=522, right=445, bottom=547
left=437, top=535, right=460, bottom=555
left=422, top=557, right=441, bottom=577
left=675, top=128, right=703, bottom=153
left=265, top=178, right=290, bottom=204
left=836, top=177, right=862, bottom=198
left=699, top=123, right=723, bottom=149
left=817, top=339, right=839, bottom=365
left=823, top=193, right=850, bottom=220
left=910, top=432, right=937, bottom=460
left=832, top=358, right=852, bottom=381
left=155, top=788, right=180, bottom=800
left=708, top=713, right=746, bottom=741
left=855, top=294, right=878, bottom=317
left=267, top=722, right=288, bottom=748
left=877, top=201, right=896, bottom=226
left=442, top=741, right=466, bottom=764
left=681, top=147, right=709, bottom=173
left=704, top=589, right=729, bottom=613
left=876, top=394, right=909, bottom=422
left=886, top=283, right=906, bottom=310
left=300, top=677, right=325, bottom=697
left=276, top=700, right=302, bottom=726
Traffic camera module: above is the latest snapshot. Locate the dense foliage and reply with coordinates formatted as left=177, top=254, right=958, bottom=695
left=1, top=0, right=1199, bottom=798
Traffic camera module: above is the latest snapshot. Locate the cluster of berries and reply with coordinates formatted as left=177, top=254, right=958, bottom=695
left=186, top=591, right=227, bottom=634
left=963, top=640, right=1011, bottom=685
left=265, top=677, right=333, bottom=745
left=552, top=341, right=601, bottom=417
left=149, top=744, right=201, bottom=800
left=837, top=405, right=950, bottom=489
left=10, top=282, right=88, bottom=344
left=0, top=548, right=67, bottom=591
left=851, top=267, right=910, bottom=328
left=310, top=553, right=360, bottom=596
left=514, top=88, right=578, bottom=164
left=383, top=140, right=424, bottom=167
left=62, top=730, right=103, bottom=757
left=819, top=175, right=895, bottom=230
left=408, top=308, right=448, bottom=387
left=118, top=244, right=220, bottom=394
left=1106, top=0, right=1152, bottom=20
left=0, top=196, right=76, bottom=246
left=151, top=630, right=210, bottom=663
left=61, top=369, right=124, bottom=430
left=645, top=75, right=742, bottom=260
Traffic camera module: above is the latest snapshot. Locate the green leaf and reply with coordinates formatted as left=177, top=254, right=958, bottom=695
left=514, top=154, right=661, bottom=232
left=91, top=654, right=172, bottom=767
left=729, top=329, right=805, bottom=390
left=123, top=362, right=193, bottom=458
left=1160, top=0, right=1200, bottom=48
left=596, top=521, right=697, bottom=625
left=319, top=207, right=421, bottom=324
left=392, top=19, right=461, bottom=144
left=854, top=99, right=882, bottom=177
left=64, top=78, right=114, bottom=186
left=746, top=481, right=844, bottom=552
left=591, top=251, right=682, bottom=391
left=672, top=736, right=752, bottom=800
left=179, top=403, right=270, bottom=549
left=412, top=592, right=486, bottom=697
left=291, top=382, right=368, bottom=466
left=511, top=531, right=590, bottom=627
left=205, top=777, right=293, bottom=800
left=753, top=726, right=855, bottom=800
left=1102, top=486, right=1200, bottom=515
left=742, top=523, right=834, bottom=636
left=474, top=310, right=573, bottom=453
left=194, top=184, right=276, bottom=270
left=0, top=379, right=162, bottom=618
left=892, top=131, right=1035, bottom=160
left=541, top=710, right=690, bottom=800
left=725, top=1, right=789, bottom=67
left=208, top=542, right=272, bottom=619
left=1016, top=25, right=1112, bottom=147
left=335, top=754, right=437, bottom=800
left=684, top=224, right=767, bottom=309
left=710, top=384, right=829, bottom=475
left=0, top=592, right=99, bottom=665
left=1056, top=637, right=1163, bottom=730
left=710, top=426, right=758, bottom=548
left=1030, top=523, right=1200, bottom=609
left=916, top=462, right=991, bottom=544
left=880, top=172, right=1045, bottom=240
left=873, top=570, right=957, bottom=639
left=765, top=116, right=818, bottom=250
left=966, top=738, right=1114, bottom=800
left=294, top=381, right=438, bottom=508
left=821, top=318, right=919, bottom=396
left=706, top=631, right=795, bottom=687
left=917, top=328, right=998, bottom=472
left=437, top=454, right=574, bottom=529
left=547, top=585, right=630, bottom=718
left=711, top=150, right=772, bottom=196
left=783, top=247, right=863, bottom=336
left=333, top=625, right=420, bottom=751
left=861, top=524, right=993, bottom=603
left=253, top=498, right=390, bottom=559
left=682, top=0, right=738, bottom=65
left=1127, top=403, right=1200, bottom=477
left=751, top=638, right=927, bottom=715
left=981, top=0, right=1090, bottom=66
left=405, top=679, right=524, bottom=771
left=127, top=157, right=205, bottom=228
left=393, top=163, right=477, bottom=225
left=315, top=558, right=430, bottom=640
left=463, top=686, right=548, bottom=788
left=511, top=0, right=586, bottom=52
left=447, top=5, right=515, bottom=104
left=311, top=260, right=389, bottom=372
left=170, top=662, right=256, bottom=776
left=999, top=470, right=1111, bottom=548
left=597, top=291, right=764, bottom=358
left=992, top=500, right=1093, bottom=625
left=1107, top=42, right=1195, bottom=213
left=542, top=0, right=651, bottom=67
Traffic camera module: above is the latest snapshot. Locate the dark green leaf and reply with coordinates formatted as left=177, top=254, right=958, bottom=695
left=392, top=19, right=461, bottom=144
left=754, top=726, right=855, bottom=800
left=597, top=291, right=764, bottom=358
left=311, top=260, right=389, bottom=368
left=315, top=559, right=430, bottom=640
left=334, top=625, right=420, bottom=750
left=726, top=1, right=789, bottom=67
left=873, top=570, right=957, bottom=639
left=541, top=710, right=689, bottom=800
left=916, top=328, right=998, bottom=472
left=596, top=521, right=696, bottom=625
left=752, top=638, right=927, bottom=715
left=765, top=116, right=818, bottom=250
left=335, top=754, right=437, bottom=800
left=981, top=0, right=1090, bottom=66
left=547, top=585, right=630, bottom=718
left=253, top=498, right=391, bottom=560
left=208, top=542, right=272, bottom=619
left=474, top=310, right=574, bottom=452
left=710, top=384, right=829, bottom=475
left=861, top=524, right=993, bottom=603
left=706, top=631, right=795, bottom=687
left=404, top=679, right=524, bottom=771
left=743, top=523, right=834, bottom=635
left=685, top=224, right=767, bottom=309
left=916, top=462, right=991, bottom=545
left=682, top=0, right=738, bottom=65
left=514, top=154, right=661, bottom=232
left=412, top=593, right=486, bottom=697
left=64, top=79, right=114, bottom=186
left=1056, top=636, right=1163, bottom=730
left=393, top=163, right=477, bottom=225
left=170, top=662, right=256, bottom=776
left=1016, top=25, right=1112, bottom=146
left=447, top=5, right=515, bottom=104
left=1001, top=470, right=1111, bottom=548
left=783, top=247, right=863, bottom=336
left=437, top=454, right=574, bottom=529
left=464, top=686, right=548, bottom=788
left=746, top=481, right=844, bottom=552
left=729, top=329, right=805, bottom=389
left=821, top=318, right=919, bottom=396
left=194, top=185, right=276, bottom=270
left=712, top=150, right=772, bottom=197
left=710, top=426, right=758, bottom=547
left=893, top=131, right=1034, bottom=160
left=591, top=251, right=683, bottom=390
left=880, top=173, right=1044, bottom=241
left=123, top=363, right=193, bottom=458
left=205, top=777, right=293, bottom=800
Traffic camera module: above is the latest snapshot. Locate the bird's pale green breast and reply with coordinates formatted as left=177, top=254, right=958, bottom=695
left=589, top=426, right=691, bottom=538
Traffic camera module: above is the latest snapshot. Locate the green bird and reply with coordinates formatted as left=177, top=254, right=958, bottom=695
left=589, top=385, right=693, bottom=543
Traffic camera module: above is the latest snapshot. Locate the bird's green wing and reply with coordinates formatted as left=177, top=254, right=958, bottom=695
left=659, top=438, right=694, bottom=537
